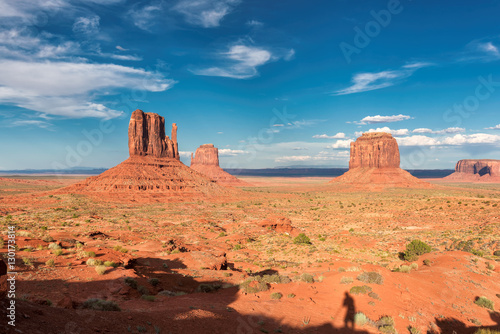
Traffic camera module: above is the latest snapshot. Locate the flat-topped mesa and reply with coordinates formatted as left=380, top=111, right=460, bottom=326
left=191, top=144, right=220, bottom=167
left=190, top=144, right=248, bottom=186
left=128, top=109, right=179, bottom=160
left=349, top=132, right=400, bottom=169
left=455, top=159, right=500, bottom=177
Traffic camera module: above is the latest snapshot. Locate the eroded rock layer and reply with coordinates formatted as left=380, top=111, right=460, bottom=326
left=444, top=159, right=500, bottom=182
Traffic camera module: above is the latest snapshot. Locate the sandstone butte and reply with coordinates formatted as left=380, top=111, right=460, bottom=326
left=190, top=144, right=249, bottom=187
left=443, top=159, right=500, bottom=182
left=62, top=109, right=230, bottom=201
left=330, top=132, right=432, bottom=189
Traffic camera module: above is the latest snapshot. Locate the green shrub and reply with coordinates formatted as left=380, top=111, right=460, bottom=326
left=404, top=240, right=431, bottom=261
left=293, top=233, right=311, bottom=245
left=349, top=285, right=372, bottom=295
left=377, top=316, right=396, bottom=334
left=493, top=250, right=500, bottom=256
left=340, top=276, right=353, bottom=284
left=22, top=258, right=33, bottom=266
left=125, top=277, right=138, bottom=289
left=141, top=295, right=156, bottom=302
left=148, top=278, right=160, bottom=286
left=287, top=293, right=296, bottom=298
left=48, top=243, right=61, bottom=250
left=270, top=292, right=282, bottom=300
left=53, top=249, right=63, bottom=256
left=86, top=251, right=96, bottom=257
left=138, top=285, right=149, bottom=295
left=82, top=298, right=120, bottom=311
left=475, top=329, right=500, bottom=334
left=104, top=261, right=117, bottom=268
left=474, top=296, right=494, bottom=311
left=196, top=283, right=222, bottom=293
left=239, top=279, right=269, bottom=294
left=45, top=259, right=55, bottom=267
left=261, top=274, right=291, bottom=284
left=357, top=272, right=384, bottom=285
left=423, top=259, right=431, bottom=266
left=408, top=326, right=421, bottom=334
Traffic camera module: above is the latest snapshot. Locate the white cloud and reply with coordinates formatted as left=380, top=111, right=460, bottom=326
left=173, top=0, right=240, bottom=28
left=356, top=127, right=409, bottom=137
left=357, top=114, right=411, bottom=124
left=192, top=43, right=293, bottom=79
left=116, top=45, right=128, bottom=51
left=219, top=148, right=249, bottom=156
left=412, top=127, right=465, bottom=134
left=128, top=3, right=163, bottom=31
left=485, top=124, right=500, bottom=130
left=333, top=62, right=430, bottom=95
left=478, top=42, right=500, bottom=57
left=247, top=20, right=263, bottom=27
left=396, top=135, right=440, bottom=146
left=328, top=139, right=354, bottom=149
left=179, top=151, right=192, bottom=158
left=441, top=133, right=500, bottom=146
left=73, top=16, right=100, bottom=35
left=312, top=132, right=345, bottom=139
left=0, top=59, right=176, bottom=118
left=9, top=119, right=52, bottom=129
left=109, top=54, right=142, bottom=61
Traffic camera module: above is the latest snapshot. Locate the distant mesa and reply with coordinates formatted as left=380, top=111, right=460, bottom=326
left=190, top=144, right=249, bottom=187
left=443, top=159, right=500, bottom=182
left=62, top=109, right=230, bottom=201
left=330, top=132, right=432, bottom=189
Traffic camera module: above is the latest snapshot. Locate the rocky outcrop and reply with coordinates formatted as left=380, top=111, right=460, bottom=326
left=190, top=144, right=248, bottom=186
left=331, top=132, right=431, bottom=189
left=128, top=109, right=179, bottom=160
left=444, top=159, right=500, bottom=182
left=62, top=110, right=233, bottom=201
left=349, top=132, right=400, bottom=168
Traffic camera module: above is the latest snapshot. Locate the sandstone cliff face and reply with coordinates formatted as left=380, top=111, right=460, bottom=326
left=349, top=132, right=400, bottom=169
left=190, top=144, right=248, bottom=186
left=455, top=159, right=500, bottom=177
left=444, top=159, right=500, bottom=182
left=128, top=109, right=179, bottom=160
left=331, top=132, right=431, bottom=189
left=191, top=144, right=219, bottom=167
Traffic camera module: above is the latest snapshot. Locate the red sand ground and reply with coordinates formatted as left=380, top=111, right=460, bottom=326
left=0, top=176, right=499, bottom=334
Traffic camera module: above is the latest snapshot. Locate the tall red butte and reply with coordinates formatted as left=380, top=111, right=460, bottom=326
left=443, top=159, right=500, bottom=182
left=63, top=110, right=229, bottom=201
left=330, top=132, right=431, bottom=189
left=190, top=144, right=248, bottom=186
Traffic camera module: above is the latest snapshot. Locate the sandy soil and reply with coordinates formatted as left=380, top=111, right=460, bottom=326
left=0, top=175, right=499, bottom=334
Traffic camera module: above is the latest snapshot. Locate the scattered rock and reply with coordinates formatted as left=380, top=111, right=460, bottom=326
left=260, top=216, right=299, bottom=236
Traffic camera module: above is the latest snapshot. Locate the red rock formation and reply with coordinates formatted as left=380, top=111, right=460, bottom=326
left=349, top=132, right=400, bottom=168
left=62, top=110, right=232, bottom=201
left=331, top=132, right=431, bottom=189
left=190, top=144, right=248, bottom=186
left=128, top=109, right=179, bottom=160
left=444, top=159, right=500, bottom=182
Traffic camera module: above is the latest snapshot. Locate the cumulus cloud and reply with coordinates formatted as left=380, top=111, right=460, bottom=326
left=192, top=43, right=294, bottom=79
left=356, top=114, right=411, bottom=124
left=312, top=132, right=345, bottom=139
left=485, top=124, right=500, bottom=130
left=441, top=133, right=500, bottom=145
left=328, top=139, right=354, bottom=149
left=333, top=62, right=431, bottom=95
left=173, top=0, right=240, bottom=28
left=412, top=127, right=465, bottom=134
left=396, top=135, right=440, bottom=147
left=355, top=127, right=409, bottom=137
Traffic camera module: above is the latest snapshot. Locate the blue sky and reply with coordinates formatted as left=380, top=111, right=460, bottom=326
left=1, top=0, right=500, bottom=170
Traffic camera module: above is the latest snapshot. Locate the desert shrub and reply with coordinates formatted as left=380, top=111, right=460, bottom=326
left=299, top=273, right=314, bottom=283
left=53, top=249, right=63, bottom=256
left=270, top=292, right=282, bottom=300
left=293, top=233, right=311, bottom=245
left=338, top=267, right=346, bottom=272
left=261, top=274, right=291, bottom=284
left=423, top=259, right=431, bottom=266
left=86, top=258, right=97, bottom=266
left=404, top=240, right=431, bottom=261
left=410, top=263, right=418, bottom=271
left=239, top=279, right=269, bottom=294
left=138, top=285, right=149, bottom=295
left=85, top=251, right=96, bottom=257
left=340, top=276, right=353, bottom=284
left=82, top=298, right=120, bottom=311
left=287, top=293, right=296, bottom=298
left=42, top=235, right=54, bottom=243
left=141, top=295, right=156, bottom=302
left=104, top=261, right=118, bottom=268
left=377, top=316, right=396, bottom=334
left=493, top=250, right=500, bottom=256
left=486, top=262, right=495, bottom=270
left=197, top=283, right=222, bottom=293
left=408, top=326, right=421, bottom=334
left=125, top=277, right=138, bottom=289
left=95, top=265, right=107, bottom=275
left=148, top=278, right=160, bottom=286
left=357, top=271, right=384, bottom=285
left=474, top=296, right=494, bottom=311
left=475, top=329, right=500, bottom=334
left=354, top=312, right=368, bottom=326
left=45, top=259, right=55, bottom=267
left=48, top=243, right=61, bottom=250
left=22, top=258, right=33, bottom=266
left=349, top=285, right=372, bottom=295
